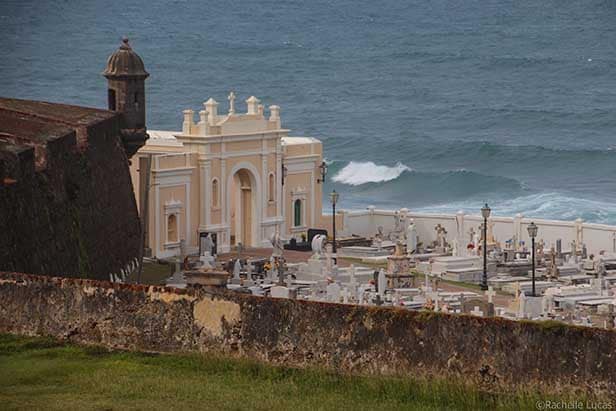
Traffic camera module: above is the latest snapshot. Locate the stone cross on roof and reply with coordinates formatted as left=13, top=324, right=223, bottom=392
left=228, top=91, right=236, bottom=114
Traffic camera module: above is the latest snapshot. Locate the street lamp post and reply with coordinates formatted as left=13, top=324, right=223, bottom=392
left=330, top=190, right=339, bottom=264
left=527, top=221, right=538, bottom=297
left=317, top=161, right=328, bottom=184
left=481, top=203, right=491, bottom=291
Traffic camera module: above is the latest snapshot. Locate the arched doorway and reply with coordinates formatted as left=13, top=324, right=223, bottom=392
left=230, top=168, right=255, bottom=247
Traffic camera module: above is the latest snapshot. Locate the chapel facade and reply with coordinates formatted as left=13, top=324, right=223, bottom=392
left=129, top=94, right=325, bottom=258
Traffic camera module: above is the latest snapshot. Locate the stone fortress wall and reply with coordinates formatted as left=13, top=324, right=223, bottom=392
left=0, top=98, right=142, bottom=281
left=1, top=271, right=614, bottom=399
left=335, top=207, right=615, bottom=255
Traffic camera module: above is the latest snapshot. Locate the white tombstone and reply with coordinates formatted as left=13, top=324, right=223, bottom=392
left=324, top=244, right=334, bottom=274
left=470, top=306, right=484, bottom=317
left=270, top=286, right=292, bottom=299
left=485, top=286, right=496, bottom=304
left=406, top=219, right=418, bottom=254
left=519, top=293, right=543, bottom=319
left=513, top=213, right=524, bottom=251
left=378, top=269, right=387, bottom=297
left=454, top=211, right=465, bottom=257
left=349, top=264, right=357, bottom=285
left=542, top=294, right=555, bottom=314
left=575, top=218, right=584, bottom=252
left=233, top=259, right=242, bottom=280
left=518, top=291, right=527, bottom=319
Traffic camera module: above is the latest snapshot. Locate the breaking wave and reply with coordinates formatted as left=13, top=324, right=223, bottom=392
left=332, top=161, right=412, bottom=186
left=413, top=192, right=616, bottom=224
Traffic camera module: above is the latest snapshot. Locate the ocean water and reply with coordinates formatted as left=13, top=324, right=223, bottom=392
left=3, top=1, right=616, bottom=222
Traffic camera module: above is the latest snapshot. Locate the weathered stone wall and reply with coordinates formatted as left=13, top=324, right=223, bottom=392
left=0, top=112, right=141, bottom=280
left=0, top=272, right=614, bottom=399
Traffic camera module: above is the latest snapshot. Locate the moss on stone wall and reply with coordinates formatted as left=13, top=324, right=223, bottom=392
left=0, top=116, right=140, bottom=280
left=0, top=272, right=614, bottom=401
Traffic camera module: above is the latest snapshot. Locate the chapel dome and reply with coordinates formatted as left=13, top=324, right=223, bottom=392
left=103, top=37, right=149, bottom=78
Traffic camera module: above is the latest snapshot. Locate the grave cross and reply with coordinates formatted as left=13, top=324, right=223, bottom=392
left=485, top=286, right=496, bottom=304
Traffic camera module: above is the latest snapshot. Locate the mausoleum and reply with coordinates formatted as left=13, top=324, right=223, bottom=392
left=130, top=93, right=325, bottom=258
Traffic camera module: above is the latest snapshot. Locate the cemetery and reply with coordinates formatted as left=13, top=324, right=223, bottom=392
left=163, top=204, right=616, bottom=331
left=3, top=200, right=616, bottom=401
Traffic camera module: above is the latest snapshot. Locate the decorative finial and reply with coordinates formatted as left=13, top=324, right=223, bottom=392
left=120, top=37, right=131, bottom=49
left=228, top=91, right=236, bottom=114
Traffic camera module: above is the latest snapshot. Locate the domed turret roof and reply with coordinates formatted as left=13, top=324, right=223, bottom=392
left=103, top=37, right=149, bottom=78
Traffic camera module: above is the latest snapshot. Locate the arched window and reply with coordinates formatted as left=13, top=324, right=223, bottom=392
left=211, top=178, right=219, bottom=208
left=294, top=199, right=302, bottom=227
left=167, top=214, right=178, bottom=242
left=268, top=173, right=275, bottom=202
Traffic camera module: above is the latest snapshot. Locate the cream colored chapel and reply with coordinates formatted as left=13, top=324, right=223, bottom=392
left=130, top=93, right=325, bottom=258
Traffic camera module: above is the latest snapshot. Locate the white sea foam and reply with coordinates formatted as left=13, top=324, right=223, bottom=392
left=413, top=192, right=616, bottom=224
left=332, top=161, right=411, bottom=186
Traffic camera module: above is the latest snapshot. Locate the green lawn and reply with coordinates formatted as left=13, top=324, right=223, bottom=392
left=0, top=334, right=561, bottom=410
left=125, top=260, right=175, bottom=285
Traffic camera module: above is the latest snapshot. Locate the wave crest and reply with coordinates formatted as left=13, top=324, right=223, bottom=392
left=413, top=192, right=616, bottom=224
left=332, top=161, right=411, bottom=186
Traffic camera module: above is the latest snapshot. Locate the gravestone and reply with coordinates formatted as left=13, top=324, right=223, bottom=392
left=407, top=219, right=418, bottom=255
left=271, top=285, right=296, bottom=299
left=462, top=298, right=495, bottom=317
left=485, top=286, right=496, bottom=304
left=387, top=240, right=413, bottom=288
left=470, top=306, right=484, bottom=317
left=199, top=252, right=215, bottom=269
left=377, top=269, right=387, bottom=297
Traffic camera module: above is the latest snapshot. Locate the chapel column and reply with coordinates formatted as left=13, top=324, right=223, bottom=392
left=198, top=158, right=211, bottom=229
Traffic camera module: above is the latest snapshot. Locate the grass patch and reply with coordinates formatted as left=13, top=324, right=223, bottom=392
left=125, top=260, right=175, bottom=285
left=0, top=334, right=580, bottom=410
left=339, top=257, right=387, bottom=269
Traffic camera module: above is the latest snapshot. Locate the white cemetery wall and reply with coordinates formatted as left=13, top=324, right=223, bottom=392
left=339, top=208, right=616, bottom=255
